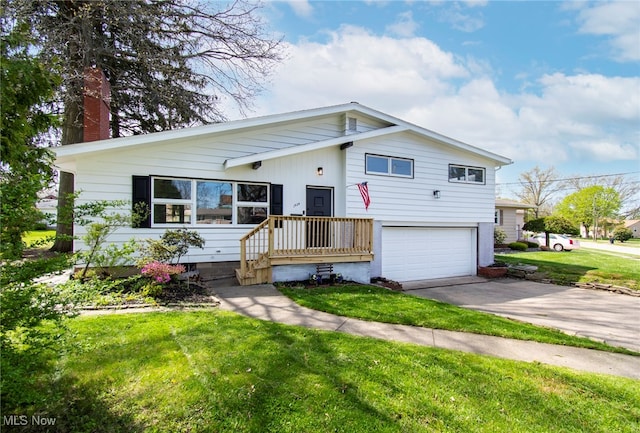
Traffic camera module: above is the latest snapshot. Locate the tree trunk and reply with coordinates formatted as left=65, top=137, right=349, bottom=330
left=50, top=171, right=75, bottom=252
left=50, top=77, right=83, bottom=252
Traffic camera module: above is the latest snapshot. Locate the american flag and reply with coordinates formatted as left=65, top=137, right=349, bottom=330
left=357, top=182, right=370, bottom=210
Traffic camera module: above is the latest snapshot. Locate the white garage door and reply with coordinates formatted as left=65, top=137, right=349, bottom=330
left=382, top=227, right=477, bottom=281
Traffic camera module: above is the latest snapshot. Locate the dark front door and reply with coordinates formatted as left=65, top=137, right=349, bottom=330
left=306, top=187, right=333, bottom=216
left=306, top=187, right=333, bottom=248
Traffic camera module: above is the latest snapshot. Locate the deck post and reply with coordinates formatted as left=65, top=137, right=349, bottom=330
left=240, top=237, right=247, bottom=275
left=268, top=216, right=275, bottom=257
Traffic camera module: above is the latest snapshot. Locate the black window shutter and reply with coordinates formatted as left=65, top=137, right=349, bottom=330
left=270, top=184, right=283, bottom=215
left=132, top=175, right=151, bottom=228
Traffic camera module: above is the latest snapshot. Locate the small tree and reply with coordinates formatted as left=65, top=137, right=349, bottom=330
left=523, top=216, right=578, bottom=249
left=139, top=228, right=205, bottom=266
left=555, top=185, right=621, bottom=240
left=613, top=227, right=633, bottom=243
left=74, top=200, right=148, bottom=279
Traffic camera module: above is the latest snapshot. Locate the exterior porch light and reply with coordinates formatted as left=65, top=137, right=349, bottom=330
left=317, top=167, right=324, bottom=176
left=433, top=190, right=441, bottom=199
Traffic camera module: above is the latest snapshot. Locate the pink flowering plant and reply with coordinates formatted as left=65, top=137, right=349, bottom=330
left=140, top=261, right=185, bottom=284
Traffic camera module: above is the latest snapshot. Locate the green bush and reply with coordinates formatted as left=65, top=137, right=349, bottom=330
left=613, top=227, right=633, bottom=242
left=138, top=228, right=205, bottom=265
left=508, top=242, right=528, bottom=251
left=0, top=255, right=76, bottom=411
left=494, top=227, right=507, bottom=245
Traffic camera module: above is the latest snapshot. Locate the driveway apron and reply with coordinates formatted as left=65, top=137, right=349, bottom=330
left=404, top=278, right=640, bottom=353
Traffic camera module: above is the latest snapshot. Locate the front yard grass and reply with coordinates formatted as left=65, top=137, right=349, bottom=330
left=496, top=249, right=640, bottom=291
left=279, top=284, right=635, bottom=354
left=20, top=312, right=640, bottom=432
left=23, top=229, right=56, bottom=248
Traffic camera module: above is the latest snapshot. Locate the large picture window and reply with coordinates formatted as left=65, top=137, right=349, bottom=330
left=448, top=165, right=486, bottom=184
left=196, top=181, right=232, bottom=224
left=365, top=154, right=413, bottom=178
left=151, top=177, right=269, bottom=226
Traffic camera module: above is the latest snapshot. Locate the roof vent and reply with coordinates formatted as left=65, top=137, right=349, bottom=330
left=347, top=117, right=357, bottom=133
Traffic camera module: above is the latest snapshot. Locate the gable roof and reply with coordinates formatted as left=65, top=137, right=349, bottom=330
left=495, top=199, right=537, bottom=209
left=53, top=102, right=513, bottom=166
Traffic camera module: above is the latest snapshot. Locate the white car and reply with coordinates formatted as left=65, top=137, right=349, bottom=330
left=531, top=234, right=580, bottom=252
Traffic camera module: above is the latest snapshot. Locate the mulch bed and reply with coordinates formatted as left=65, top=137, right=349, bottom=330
left=155, top=281, right=220, bottom=305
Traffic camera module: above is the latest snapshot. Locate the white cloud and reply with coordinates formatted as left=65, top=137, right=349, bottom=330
left=286, top=0, right=313, bottom=19
left=437, top=3, right=485, bottom=32
left=575, top=1, right=640, bottom=62
left=248, top=25, right=638, bottom=169
left=385, top=11, right=420, bottom=37
left=569, top=140, right=638, bottom=162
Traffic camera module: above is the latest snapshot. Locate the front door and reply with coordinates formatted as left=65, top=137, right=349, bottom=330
left=306, top=187, right=333, bottom=248
left=306, top=187, right=333, bottom=216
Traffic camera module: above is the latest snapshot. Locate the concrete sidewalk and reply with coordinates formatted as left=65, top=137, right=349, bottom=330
left=213, top=282, right=640, bottom=380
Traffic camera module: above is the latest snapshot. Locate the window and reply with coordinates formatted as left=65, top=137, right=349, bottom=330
left=196, top=181, right=232, bottom=224
left=365, top=154, right=413, bottom=178
left=153, top=178, right=192, bottom=224
left=495, top=210, right=503, bottom=225
left=151, top=177, right=269, bottom=226
left=237, top=183, right=268, bottom=224
left=448, top=165, right=486, bottom=184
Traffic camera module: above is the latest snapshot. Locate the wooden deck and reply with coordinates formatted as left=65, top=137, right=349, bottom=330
left=236, top=216, right=374, bottom=285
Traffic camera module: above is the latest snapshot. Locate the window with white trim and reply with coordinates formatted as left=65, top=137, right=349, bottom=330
left=448, top=164, right=486, bottom=184
left=151, top=177, right=268, bottom=226
left=365, top=153, right=414, bottom=178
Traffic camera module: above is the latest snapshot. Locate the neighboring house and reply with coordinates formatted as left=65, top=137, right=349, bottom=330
left=54, top=102, right=512, bottom=284
left=494, top=199, right=537, bottom=244
left=624, top=220, right=640, bottom=238
left=36, top=194, right=58, bottom=228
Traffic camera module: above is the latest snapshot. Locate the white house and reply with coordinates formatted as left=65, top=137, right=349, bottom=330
left=53, top=102, right=512, bottom=284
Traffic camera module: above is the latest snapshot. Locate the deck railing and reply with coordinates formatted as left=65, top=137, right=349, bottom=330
left=239, top=216, right=374, bottom=278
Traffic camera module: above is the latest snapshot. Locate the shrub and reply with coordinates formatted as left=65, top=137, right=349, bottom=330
left=494, top=227, right=507, bottom=245
left=75, top=200, right=148, bottom=279
left=141, top=261, right=186, bottom=283
left=613, top=227, right=633, bottom=242
left=521, top=240, right=539, bottom=248
left=138, top=228, right=205, bottom=265
left=508, top=242, right=528, bottom=251
left=0, top=254, right=76, bottom=411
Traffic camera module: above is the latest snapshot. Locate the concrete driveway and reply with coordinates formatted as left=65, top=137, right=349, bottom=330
left=403, top=277, right=640, bottom=352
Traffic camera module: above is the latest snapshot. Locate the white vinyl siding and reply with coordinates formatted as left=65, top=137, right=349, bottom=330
left=345, top=132, right=497, bottom=223
left=70, top=115, right=349, bottom=263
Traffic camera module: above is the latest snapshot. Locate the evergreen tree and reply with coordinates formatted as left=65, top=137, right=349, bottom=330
left=7, top=0, right=283, bottom=251
left=0, top=20, right=60, bottom=258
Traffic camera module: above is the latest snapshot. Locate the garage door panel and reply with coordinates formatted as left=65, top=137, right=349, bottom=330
left=382, top=227, right=476, bottom=281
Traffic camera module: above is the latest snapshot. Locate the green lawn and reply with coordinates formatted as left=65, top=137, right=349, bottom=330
left=279, top=284, right=635, bottom=354
left=496, top=249, right=640, bottom=291
left=23, top=229, right=56, bottom=248
left=19, top=312, right=640, bottom=432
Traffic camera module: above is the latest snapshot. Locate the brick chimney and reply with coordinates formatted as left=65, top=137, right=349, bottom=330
left=83, top=67, right=110, bottom=142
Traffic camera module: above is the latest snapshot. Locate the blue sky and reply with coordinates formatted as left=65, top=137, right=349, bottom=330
left=224, top=0, right=640, bottom=200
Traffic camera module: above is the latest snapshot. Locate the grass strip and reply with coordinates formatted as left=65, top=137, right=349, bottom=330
left=496, top=250, right=639, bottom=291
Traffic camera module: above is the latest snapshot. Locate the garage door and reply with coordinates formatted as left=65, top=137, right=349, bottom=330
left=381, top=227, right=477, bottom=281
